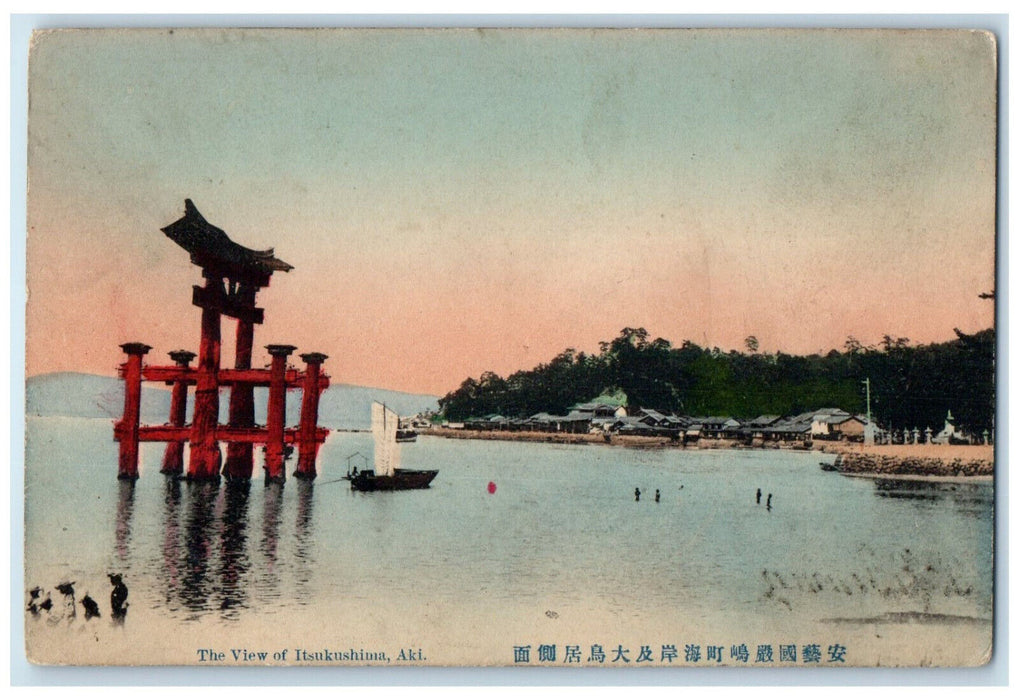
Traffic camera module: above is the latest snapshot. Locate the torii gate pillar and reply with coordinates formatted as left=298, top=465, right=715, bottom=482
left=295, top=352, right=329, bottom=480
left=188, top=274, right=224, bottom=481
left=265, top=344, right=297, bottom=484
left=115, top=343, right=152, bottom=480
left=224, top=285, right=258, bottom=480
left=161, top=349, right=196, bottom=475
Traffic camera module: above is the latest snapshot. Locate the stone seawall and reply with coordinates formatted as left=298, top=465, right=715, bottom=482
left=832, top=451, right=994, bottom=477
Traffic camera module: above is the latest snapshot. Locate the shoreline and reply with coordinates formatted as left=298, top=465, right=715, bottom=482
left=420, top=427, right=807, bottom=451
left=421, top=427, right=995, bottom=479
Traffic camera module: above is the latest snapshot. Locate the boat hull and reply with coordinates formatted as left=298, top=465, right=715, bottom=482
left=348, top=468, right=438, bottom=491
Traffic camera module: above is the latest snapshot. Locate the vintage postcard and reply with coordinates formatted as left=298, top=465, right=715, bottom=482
left=23, top=27, right=997, bottom=668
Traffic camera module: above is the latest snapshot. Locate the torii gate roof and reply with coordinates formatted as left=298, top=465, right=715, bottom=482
left=161, top=199, right=293, bottom=279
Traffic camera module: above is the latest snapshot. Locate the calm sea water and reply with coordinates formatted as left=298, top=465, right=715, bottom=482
left=24, top=417, right=993, bottom=665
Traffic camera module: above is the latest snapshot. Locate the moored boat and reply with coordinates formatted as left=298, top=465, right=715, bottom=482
left=346, top=402, right=437, bottom=491
left=347, top=467, right=438, bottom=491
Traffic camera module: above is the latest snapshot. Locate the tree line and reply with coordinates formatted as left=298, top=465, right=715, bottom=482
left=438, top=326, right=995, bottom=435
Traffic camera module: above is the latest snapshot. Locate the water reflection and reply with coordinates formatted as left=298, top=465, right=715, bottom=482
left=180, top=481, right=218, bottom=615
left=218, top=480, right=251, bottom=618
left=293, top=480, right=316, bottom=600
left=160, top=477, right=183, bottom=610
left=873, top=479, right=940, bottom=501
left=114, top=480, right=136, bottom=562
left=258, top=481, right=285, bottom=603
left=151, top=476, right=300, bottom=620
left=872, top=478, right=991, bottom=516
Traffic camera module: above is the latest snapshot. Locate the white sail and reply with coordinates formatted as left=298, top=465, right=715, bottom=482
left=371, top=401, right=400, bottom=477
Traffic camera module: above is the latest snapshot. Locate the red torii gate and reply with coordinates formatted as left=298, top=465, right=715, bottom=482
left=113, top=200, right=329, bottom=483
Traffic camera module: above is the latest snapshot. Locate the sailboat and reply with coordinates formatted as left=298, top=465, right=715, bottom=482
left=346, top=402, right=438, bottom=491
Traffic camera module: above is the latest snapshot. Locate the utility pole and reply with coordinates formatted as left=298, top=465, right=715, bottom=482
left=862, top=377, right=875, bottom=445
left=863, top=377, right=872, bottom=423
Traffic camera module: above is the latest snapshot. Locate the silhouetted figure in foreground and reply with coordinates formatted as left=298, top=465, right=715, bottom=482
left=766, top=493, right=773, bottom=511
left=81, top=594, right=101, bottom=620
left=109, top=573, right=129, bottom=623
left=756, top=488, right=762, bottom=504
left=27, top=586, right=43, bottom=615
left=56, top=582, right=76, bottom=619
left=655, top=489, right=660, bottom=503
left=635, top=487, right=641, bottom=502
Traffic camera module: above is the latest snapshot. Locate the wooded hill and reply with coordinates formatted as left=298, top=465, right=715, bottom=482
left=438, top=327, right=995, bottom=435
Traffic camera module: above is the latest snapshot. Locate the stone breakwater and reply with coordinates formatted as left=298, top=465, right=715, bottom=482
left=830, top=451, right=994, bottom=477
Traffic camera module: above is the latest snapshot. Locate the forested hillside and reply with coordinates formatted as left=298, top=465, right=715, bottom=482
left=439, top=327, right=995, bottom=434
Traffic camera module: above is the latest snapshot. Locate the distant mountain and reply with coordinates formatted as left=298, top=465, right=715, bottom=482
left=26, top=372, right=170, bottom=422
left=313, top=383, right=439, bottom=429
left=25, top=372, right=438, bottom=430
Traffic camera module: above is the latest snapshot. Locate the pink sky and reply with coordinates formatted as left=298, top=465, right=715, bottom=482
left=25, top=29, right=997, bottom=396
